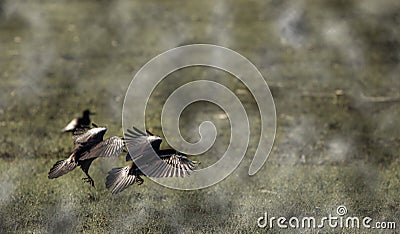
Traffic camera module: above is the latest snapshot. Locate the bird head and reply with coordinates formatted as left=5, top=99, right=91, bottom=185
left=83, top=109, right=95, bottom=116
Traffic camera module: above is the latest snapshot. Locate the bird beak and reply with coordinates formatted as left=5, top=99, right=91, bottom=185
left=90, top=112, right=96, bottom=115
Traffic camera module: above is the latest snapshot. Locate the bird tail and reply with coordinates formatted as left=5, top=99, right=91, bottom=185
left=106, top=166, right=139, bottom=195
left=48, top=158, right=78, bottom=179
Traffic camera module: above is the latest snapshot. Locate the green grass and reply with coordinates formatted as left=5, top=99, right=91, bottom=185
left=0, top=157, right=399, bottom=233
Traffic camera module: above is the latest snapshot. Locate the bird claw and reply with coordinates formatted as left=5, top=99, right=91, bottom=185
left=135, top=177, right=144, bottom=185
left=82, top=177, right=95, bottom=187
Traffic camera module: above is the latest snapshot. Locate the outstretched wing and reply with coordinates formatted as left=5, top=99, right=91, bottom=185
left=79, top=136, right=125, bottom=160
left=124, top=126, right=162, bottom=161
left=139, top=152, right=197, bottom=178
left=48, top=157, right=78, bottom=179
left=106, top=163, right=142, bottom=195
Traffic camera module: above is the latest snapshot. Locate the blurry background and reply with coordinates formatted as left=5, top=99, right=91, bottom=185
left=0, top=0, right=399, bottom=232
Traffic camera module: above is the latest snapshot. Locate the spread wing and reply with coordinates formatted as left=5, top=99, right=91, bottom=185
left=124, top=126, right=162, bottom=161
left=106, top=163, right=142, bottom=195
left=139, top=153, right=197, bottom=178
left=79, top=136, right=125, bottom=160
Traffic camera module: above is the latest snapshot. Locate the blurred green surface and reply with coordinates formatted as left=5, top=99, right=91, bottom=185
left=0, top=0, right=399, bottom=233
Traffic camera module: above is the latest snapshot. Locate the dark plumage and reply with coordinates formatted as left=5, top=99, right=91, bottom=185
left=49, top=127, right=125, bottom=187
left=106, top=127, right=197, bottom=195
left=61, top=109, right=95, bottom=133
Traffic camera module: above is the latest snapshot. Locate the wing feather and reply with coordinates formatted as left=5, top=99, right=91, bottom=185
left=106, top=164, right=139, bottom=195
left=79, top=136, right=125, bottom=160
left=124, top=127, right=162, bottom=161
left=140, top=153, right=196, bottom=178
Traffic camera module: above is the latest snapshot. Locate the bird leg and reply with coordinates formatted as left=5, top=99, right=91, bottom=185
left=82, top=172, right=95, bottom=187
left=80, top=159, right=95, bottom=187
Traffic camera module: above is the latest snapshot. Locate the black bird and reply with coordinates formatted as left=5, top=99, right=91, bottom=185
left=49, top=127, right=125, bottom=187
left=106, top=127, right=197, bottom=195
left=61, top=109, right=95, bottom=133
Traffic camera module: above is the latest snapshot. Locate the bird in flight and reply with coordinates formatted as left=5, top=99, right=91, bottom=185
left=48, top=126, right=125, bottom=187
left=61, top=109, right=95, bottom=133
left=106, top=127, right=197, bottom=195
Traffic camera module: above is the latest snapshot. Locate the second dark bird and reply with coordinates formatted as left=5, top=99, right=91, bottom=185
left=61, top=109, right=95, bottom=133
left=106, top=127, right=197, bottom=195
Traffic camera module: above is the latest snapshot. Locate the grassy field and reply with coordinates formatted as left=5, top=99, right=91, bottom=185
left=0, top=0, right=399, bottom=233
